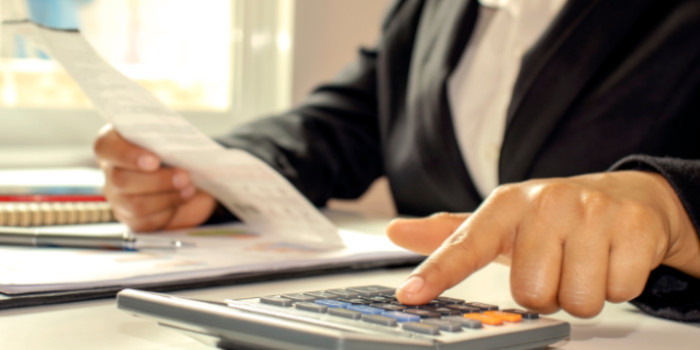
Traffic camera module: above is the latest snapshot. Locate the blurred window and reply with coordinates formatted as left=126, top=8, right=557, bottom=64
left=0, top=0, right=293, bottom=165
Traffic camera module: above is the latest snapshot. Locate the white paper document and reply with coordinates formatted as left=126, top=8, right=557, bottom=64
left=0, top=222, right=419, bottom=295
left=7, top=21, right=342, bottom=249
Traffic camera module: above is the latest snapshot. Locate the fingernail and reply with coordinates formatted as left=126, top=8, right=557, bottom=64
left=137, top=154, right=159, bottom=171
left=180, top=186, right=196, bottom=199
left=399, top=275, right=424, bottom=296
left=172, top=172, right=190, bottom=189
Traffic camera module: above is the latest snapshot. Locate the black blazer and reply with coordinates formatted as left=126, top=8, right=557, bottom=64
left=218, top=0, right=700, bottom=321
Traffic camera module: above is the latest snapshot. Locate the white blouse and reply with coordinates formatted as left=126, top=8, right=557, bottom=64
left=447, top=0, right=567, bottom=198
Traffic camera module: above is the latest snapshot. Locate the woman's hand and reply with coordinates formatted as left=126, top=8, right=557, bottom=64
left=388, top=171, right=700, bottom=318
left=94, top=124, right=217, bottom=232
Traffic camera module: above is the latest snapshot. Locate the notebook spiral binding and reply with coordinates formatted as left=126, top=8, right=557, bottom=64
left=0, top=202, right=115, bottom=226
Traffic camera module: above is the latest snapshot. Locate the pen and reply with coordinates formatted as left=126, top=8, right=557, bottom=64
left=0, top=226, right=186, bottom=250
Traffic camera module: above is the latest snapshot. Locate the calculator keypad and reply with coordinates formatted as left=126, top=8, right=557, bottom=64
left=234, top=285, right=540, bottom=337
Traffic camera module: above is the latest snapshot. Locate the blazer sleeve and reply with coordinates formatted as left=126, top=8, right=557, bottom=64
left=215, top=49, right=383, bottom=207
left=611, top=155, right=700, bottom=322
left=213, top=1, right=409, bottom=208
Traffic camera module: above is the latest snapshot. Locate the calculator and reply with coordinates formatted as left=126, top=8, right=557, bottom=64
left=117, top=285, right=570, bottom=350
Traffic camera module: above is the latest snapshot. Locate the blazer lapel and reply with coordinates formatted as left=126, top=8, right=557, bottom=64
left=409, top=0, right=479, bottom=78
left=402, top=0, right=484, bottom=208
left=499, top=0, right=656, bottom=184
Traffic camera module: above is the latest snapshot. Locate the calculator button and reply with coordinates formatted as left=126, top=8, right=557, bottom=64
left=463, top=313, right=503, bottom=325
left=402, top=322, right=441, bottom=335
left=381, top=311, right=421, bottom=323
left=421, top=306, right=462, bottom=316
left=403, top=308, right=442, bottom=318
left=435, top=296, right=465, bottom=305
left=445, top=304, right=482, bottom=313
left=347, top=305, right=384, bottom=315
left=374, top=303, right=405, bottom=312
left=421, top=318, right=463, bottom=332
left=304, top=291, right=339, bottom=300
left=260, top=296, right=293, bottom=307
left=281, top=293, right=317, bottom=302
left=465, top=302, right=499, bottom=311
left=484, top=311, right=522, bottom=323
left=362, top=314, right=398, bottom=327
left=337, top=297, right=372, bottom=305
left=442, top=316, right=483, bottom=329
left=325, top=289, right=360, bottom=298
left=346, top=285, right=395, bottom=296
left=501, top=309, right=539, bottom=320
left=295, top=302, right=328, bottom=313
left=314, top=299, right=351, bottom=308
left=328, top=308, right=362, bottom=320
left=360, top=295, right=395, bottom=303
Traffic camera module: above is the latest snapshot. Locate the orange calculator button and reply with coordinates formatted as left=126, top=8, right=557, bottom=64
left=484, top=311, right=523, bottom=323
left=463, top=313, right=503, bottom=325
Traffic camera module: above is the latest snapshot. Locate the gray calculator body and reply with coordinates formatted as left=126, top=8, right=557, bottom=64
left=117, top=286, right=570, bottom=350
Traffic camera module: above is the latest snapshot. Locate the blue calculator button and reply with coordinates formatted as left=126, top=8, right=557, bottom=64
left=337, top=297, right=372, bottom=305
left=347, top=305, right=384, bottom=315
left=381, top=311, right=421, bottom=323
left=315, top=299, right=351, bottom=308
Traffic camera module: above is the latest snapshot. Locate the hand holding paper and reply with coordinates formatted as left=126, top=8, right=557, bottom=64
left=7, top=21, right=344, bottom=249
left=94, top=125, right=218, bottom=232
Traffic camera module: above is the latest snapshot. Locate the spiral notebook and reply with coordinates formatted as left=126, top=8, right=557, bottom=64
left=0, top=199, right=114, bottom=226
left=0, top=168, right=115, bottom=226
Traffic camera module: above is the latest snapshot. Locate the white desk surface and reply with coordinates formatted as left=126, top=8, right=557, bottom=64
left=1, top=213, right=698, bottom=349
